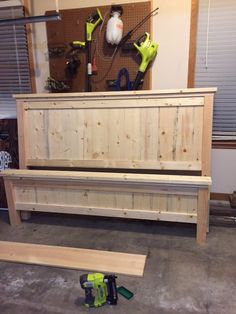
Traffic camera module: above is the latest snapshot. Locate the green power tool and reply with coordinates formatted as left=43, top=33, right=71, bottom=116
left=86, top=9, right=103, bottom=92
left=71, top=8, right=103, bottom=92
left=80, top=273, right=118, bottom=308
left=86, top=8, right=103, bottom=42
left=132, top=32, right=158, bottom=90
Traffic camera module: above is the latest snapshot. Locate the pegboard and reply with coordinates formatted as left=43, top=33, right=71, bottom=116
left=46, top=1, right=152, bottom=92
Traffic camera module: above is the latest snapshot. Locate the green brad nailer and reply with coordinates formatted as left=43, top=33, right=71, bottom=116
left=132, top=32, right=158, bottom=90
left=80, top=273, right=118, bottom=308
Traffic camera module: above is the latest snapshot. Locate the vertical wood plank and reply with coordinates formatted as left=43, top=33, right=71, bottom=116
left=115, top=192, right=133, bottom=210
left=9, top=5, right=31, bottom=217
left=191, top=106, right=203, bottom=163
left=188, top=0, right=199, bottom=87
left=152, top=194, right=168, bottom=211
left=47, top=110, right=63, bottom=159
left=122, top=108, right=134, bottom=161
left=83, top=109, right=93, bottom=160
left=77, top=110, right=85, bottom=160
left=197, top=188, right=208, bottom=244
left=159, top=107, right=176, bottom=162
left=4, top=179, right=21, bottom=225
left=91, top=109, right=109, bottom=161
left=140, top=107, right=159, bottom=161
left=16, top=100, right=27, bottom=169
left=201, top=95, right=214, bottom=176
left=200, top=94, right=213, bottom=233
left=130, top=108, right=141, bottom=161
left=133, top=193, right=151, bottom=210
left=149, top=0, right=154, bottom=89
left=17, top=101, right=32, bottom=225
left=43, top=110, right=50, bottom=160
left=175, top=105, right=202, bottom=164
left=186, top=195, right=198, bottom=215
left=15, top=186, right=35, bottom=203
left=63, top=110, right=80, bottom=160
left=23, top=0, right=36, bottom=93
left=107, top=109, right=123, bottom=161
left=28, top=110, right=47, bottom=160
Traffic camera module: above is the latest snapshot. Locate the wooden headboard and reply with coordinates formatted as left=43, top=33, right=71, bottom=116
left=15, top=88, right=216, bottom=174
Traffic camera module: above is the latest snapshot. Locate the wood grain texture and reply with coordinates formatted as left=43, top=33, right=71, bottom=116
left=1, top=169, right=209, bottom=225
left=13, top=89, right=216, bottom=171
left=0, top=241, right=146, bottom=276
left=197, top=188, right=209, bottom=244
left=15, top=203, right=197, bottom=223
left=16, top=101, right=31, bottom=219
left=23, top=97, right=205, bottom=110
left=3, top=179, right=21, bottom=225
left=1, top=169, right=212, bottom=187
left=201, top=95, right=214, bottom=176
left=13, top=88, right=217, bottom=99
left=26, top=159, right=202, bottom=171
left=8, top=89, right=215, bottom=242
left=188, top=0, right=199, bottom=88
left=16, top=101, right=27, bottom=169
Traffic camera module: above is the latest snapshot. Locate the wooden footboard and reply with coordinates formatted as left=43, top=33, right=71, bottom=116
left=1, top=170, right=211, bottom=244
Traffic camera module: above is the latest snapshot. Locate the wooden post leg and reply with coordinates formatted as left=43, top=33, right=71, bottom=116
left=197, top=189, right=209, bottom=244
left=4, top=179, right=21, bottom=225
left=21, top=211, right=31, bottom=220
left=206, top=188, right=210, bottom=233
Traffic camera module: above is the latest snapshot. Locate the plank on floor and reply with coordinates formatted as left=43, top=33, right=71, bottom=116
left=0, top=241, right=146, bottom=277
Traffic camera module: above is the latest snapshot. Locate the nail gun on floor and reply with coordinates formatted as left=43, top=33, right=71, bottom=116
left=80, top=273, right=118, bottom=308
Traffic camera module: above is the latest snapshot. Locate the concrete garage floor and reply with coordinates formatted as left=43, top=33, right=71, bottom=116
left=0, top=211, right=236, bottom=314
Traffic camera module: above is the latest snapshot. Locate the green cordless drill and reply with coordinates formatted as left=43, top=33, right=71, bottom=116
left=80, top=273, right=118, bottom=308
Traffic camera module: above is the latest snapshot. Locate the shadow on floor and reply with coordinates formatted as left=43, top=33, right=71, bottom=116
left=1, top=211, right=196, bottom=239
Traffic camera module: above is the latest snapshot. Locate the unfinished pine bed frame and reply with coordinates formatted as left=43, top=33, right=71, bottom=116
left=2, top=88, right=216, bottom=244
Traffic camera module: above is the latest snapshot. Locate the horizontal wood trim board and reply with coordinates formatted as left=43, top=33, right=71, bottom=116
left=2, top=170, right=212, bottom=187
left=27, top=159, right=202, bottom=171
left=14, top=180, right=199, bottom=196
left=210, top=193, right=230, bottom=201
left=24, top=97, right=204, bottom=110
left=15, top=203, right=198, bottom=223
left=212, top=141, right=236, bottom=149
left=0, top=241, right=146, bottom=277
left=13, top=87, right=217, bottom=99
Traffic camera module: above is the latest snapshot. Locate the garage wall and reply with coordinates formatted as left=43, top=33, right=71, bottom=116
left=30, top=0, right=191, bottom=91
left=212, top=149, right=236, bottom=194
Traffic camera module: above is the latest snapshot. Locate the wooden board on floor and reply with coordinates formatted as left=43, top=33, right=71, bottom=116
left=0, top=241, right=146, bottom=277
